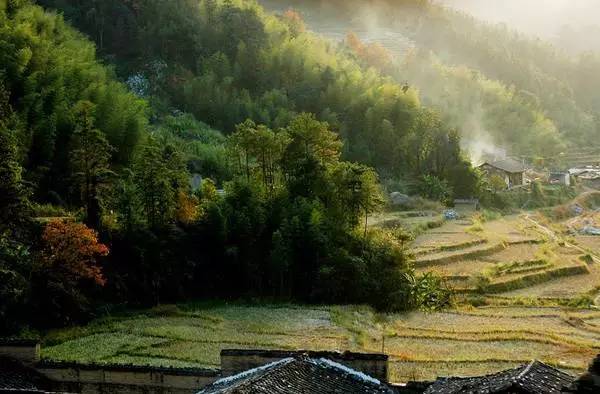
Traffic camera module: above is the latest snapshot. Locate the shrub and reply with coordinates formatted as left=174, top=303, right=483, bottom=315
left=408, top=272, right=452, bottom=311
left=31, top=203, right=71, bottom=218
left=465, top=295, right=488, bottom=307
left=418, top=175, right=453, bottom=203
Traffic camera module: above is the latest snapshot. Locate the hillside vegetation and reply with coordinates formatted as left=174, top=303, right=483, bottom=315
left=3, top=1, right=599, bottom=381
left=38, top=0, right=475, bottom=188
left=259, top=0, right=600, bottom=162
left=2, top=0, right=467, bottom=334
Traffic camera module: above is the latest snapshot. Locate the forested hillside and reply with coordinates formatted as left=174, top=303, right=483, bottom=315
left=0, top=0, right=147, bottom=204
left=1, top=0, right=457, bottom=334
left=37, top=0, right=475, bottom=190
left=259, top=0, right=600, bottom=162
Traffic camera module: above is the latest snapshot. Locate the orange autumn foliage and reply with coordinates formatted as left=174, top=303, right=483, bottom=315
left=176, top=191, right=199, bottom=224
left=346, top=32, right=393, bottom=72
left=282, top=9, right=306, bottom=36
left=40, top=220, right=109, bottom=286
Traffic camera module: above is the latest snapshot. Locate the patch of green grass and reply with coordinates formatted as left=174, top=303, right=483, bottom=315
left=42, top=333, right=169, bottom=363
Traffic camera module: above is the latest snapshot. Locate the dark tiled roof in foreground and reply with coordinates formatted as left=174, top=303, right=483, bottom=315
left=424, top=360, right=575, bottom=394
left=198, top=356, right=394, bottom=394
left=0, top=357, right=50, bottom=392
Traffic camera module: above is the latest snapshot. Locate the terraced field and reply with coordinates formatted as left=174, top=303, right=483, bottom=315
left=42, top=206, right=600, bottom=383
left=412, top=214, right=597, bottom=297
left=42, top=303, right=600, bottom=382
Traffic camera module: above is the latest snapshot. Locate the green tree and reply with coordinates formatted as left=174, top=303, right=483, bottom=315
left=0, top=86, right=29, bottom=234
left=418, top=174, right=452, bottom=202
left=331, top=162, right=384, bottom=236
left=113, top=168, right=142, bottom=232
left=134, top=140, right=189, bottom=228
left=284, top=113, right=342, bottom=167
left=0, top=79, right=31, bottom=334
left=70, top=101, right=114, bottom=229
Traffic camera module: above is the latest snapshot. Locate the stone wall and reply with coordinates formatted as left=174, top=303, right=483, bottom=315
left=36, top=361, right=220, bottom=394
left=220, top=349, right=389, bottom=382
left=0, top=339, right=40, bottom=365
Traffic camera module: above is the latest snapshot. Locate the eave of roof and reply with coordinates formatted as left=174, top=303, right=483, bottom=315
left=478, top=158, right=525, bottom=173
left=424, top=360, right=575, bottom=394
left=198, top=356, right=393, bottom=394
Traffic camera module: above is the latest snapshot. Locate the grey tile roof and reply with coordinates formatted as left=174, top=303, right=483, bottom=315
left=479, top=158, right=526, bottom=173
left=198, top=356, right=394, bottom=393
left=424, top=360, right=574, bottom=394
left=0, top=357, right=50, bottom=392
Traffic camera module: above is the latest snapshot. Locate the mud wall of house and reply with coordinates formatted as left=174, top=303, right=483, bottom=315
left=36, top=365, right=220, bottom=394
left=509, top=172, right=524, bottom=187
left=0, top=342, right=40, bottom=365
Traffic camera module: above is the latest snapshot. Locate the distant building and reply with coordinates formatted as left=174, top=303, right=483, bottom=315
left=478, top=158, right=526, bottom=188
left=570, top=167, right=600, bottom=189
left=549, top=172, right=571, bottom=186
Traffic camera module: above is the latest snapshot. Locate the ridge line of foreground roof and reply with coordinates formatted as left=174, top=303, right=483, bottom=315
left=197, top=358, right=294, bottom=393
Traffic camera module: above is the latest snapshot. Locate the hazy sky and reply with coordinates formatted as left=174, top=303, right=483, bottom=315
left=440, top=0, right=600, bottom=53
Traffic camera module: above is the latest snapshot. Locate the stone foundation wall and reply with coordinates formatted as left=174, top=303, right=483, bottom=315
left=220, top=349, right=389, bottom=382
left=36, top=362, right=220, bottom=394
left=0, top=340, right=40, bottom=365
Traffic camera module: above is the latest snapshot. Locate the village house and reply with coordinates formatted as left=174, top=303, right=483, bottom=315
left=197, top=354, right=395, bottom=393
left=478, top=158, right=526, bottom=189
left=549, top=171, right=571, bottom=186
left=570, top=167, right=600, bottom=189
left=1, top=340, right=600, bottom=393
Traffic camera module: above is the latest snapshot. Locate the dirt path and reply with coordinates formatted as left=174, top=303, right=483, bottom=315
left=523, top=214, right=600, bottom=263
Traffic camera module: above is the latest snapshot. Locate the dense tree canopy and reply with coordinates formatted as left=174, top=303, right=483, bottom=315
left=38, top=0, right=476, bottom=193
left=0, top=1, right=147, bottom=202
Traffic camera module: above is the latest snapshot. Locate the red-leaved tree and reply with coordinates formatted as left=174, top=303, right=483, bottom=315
left=40, top=220, right=109, bottom=286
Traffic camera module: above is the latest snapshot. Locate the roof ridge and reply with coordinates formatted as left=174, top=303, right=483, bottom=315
left=232, top=358, right=296, bottom=392
left=199, top=357, right=293, bottom=393
left=311, top=357, right=383, bottom=387
left=515, top=359, right=536, bottom=381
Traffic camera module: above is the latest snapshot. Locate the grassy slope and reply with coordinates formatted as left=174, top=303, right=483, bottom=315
left=42, top=301, right=600, bottom=382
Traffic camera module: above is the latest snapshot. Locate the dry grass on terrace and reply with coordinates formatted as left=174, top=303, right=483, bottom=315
left=42, top=303, right=600, bottom=382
